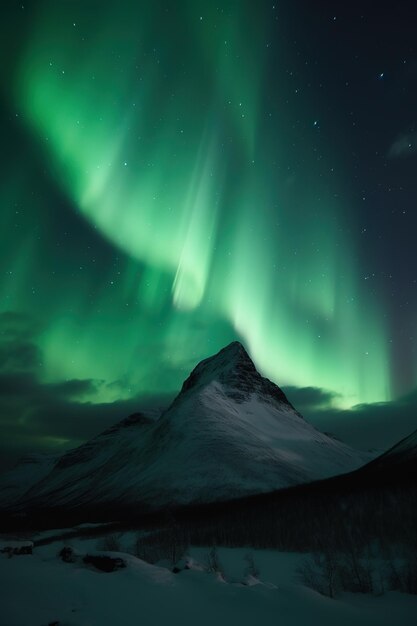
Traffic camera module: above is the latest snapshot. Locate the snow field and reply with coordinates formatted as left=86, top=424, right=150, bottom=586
left=1, top=538, right=416, bottom=626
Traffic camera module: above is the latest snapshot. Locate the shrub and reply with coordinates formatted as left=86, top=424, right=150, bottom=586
left=244, top=552, right=260, bottom=579
left=297, top=550, right=341, bottom=598
left=96, top=533, right=122, bottom=552
left=83, top=554, right=126, bottom=573
left=205, top=545, right=224, bottom=575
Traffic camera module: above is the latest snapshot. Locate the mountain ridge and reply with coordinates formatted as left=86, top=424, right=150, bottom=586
left=0, top=342, right=373, bottom=516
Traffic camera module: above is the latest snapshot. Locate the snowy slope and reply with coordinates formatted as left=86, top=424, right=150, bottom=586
left=0, top=413, right=157, bottom=510
left=361, top=427, right=417, bottom=476
left=0, top=453, right=59, bottom=508
left=379, top=428, right=417, bottom=461
left=9, top=343, right=371, bottom=513
left=1, top=544, right=416, bottom=626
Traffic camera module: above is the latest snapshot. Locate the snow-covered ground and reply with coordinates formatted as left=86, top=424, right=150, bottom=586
left=1, top=535, right=415, bottom=626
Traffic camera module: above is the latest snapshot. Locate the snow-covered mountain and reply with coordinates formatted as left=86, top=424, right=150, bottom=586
left=377, top=428, right=417, bottom=463
left=4, top=342, right=372, bottom=515
left=0, top=453, right=59, bottom=508
left=360, top=427, right=417, bottom=478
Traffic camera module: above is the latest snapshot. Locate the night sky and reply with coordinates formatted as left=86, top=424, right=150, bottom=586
left=1, top=0, right=416, bottom=470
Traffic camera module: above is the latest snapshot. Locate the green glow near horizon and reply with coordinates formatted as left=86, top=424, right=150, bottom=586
left=1, top=1, right=391, bottom=409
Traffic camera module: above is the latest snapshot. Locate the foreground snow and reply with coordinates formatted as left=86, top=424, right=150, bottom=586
left=1, top=542, right=415, bottom=626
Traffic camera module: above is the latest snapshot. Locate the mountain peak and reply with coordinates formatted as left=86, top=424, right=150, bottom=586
left=179, top=341, right=294, bottom=409
left=180, top=342, right=254, bottom=394
left=219, top=340, right=250, bottom=356
left=205, top=341, right=255, bottom=370
left=1, top=340, right=372, bottom=516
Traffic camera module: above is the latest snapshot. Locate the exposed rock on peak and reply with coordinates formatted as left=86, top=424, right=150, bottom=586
left=180, top=341, right=294, bottom=408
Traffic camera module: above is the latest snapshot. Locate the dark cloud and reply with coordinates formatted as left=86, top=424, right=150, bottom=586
left=0, top=390, right=173, bottom=473
left=0, top=372, right=38, bottom=396
left=0, top=311, right=40, bottom=337
left=47, top=378, right=101, bottom=399
left=0, top=371, right=99, bottom=402
left=286, top=386, right=417, bottom=452
left=283, top=385, right=341, bottom=410
left=0, top=338, right=41, bottom=373
left=0, top=310, right=42, bottom=373
left=27, top=392, right=172, bottom=443
left=0, top=312, right=173, bottom=471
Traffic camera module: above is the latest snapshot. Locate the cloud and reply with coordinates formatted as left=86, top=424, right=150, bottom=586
left=0, top=311, right=40, bottom=337
left=0, top=389, right=172, bottom=473
left=286, top=386, right=417, bottom=452
left=47, top=378, right=101, bottom=399
left=283, top=385, right=340, bottom=410
left=27, top=392, right=172, bottom=443
left=388, top=131, right=417, bottom=158
left=0, top=372, right=38, bottom=396
left=0, top=311, right=174, bottom=472
left=0, top=311, right=44, bottom=374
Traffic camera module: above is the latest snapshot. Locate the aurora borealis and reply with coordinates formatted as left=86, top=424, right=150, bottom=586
left=1, top=1, right=416, bottom=465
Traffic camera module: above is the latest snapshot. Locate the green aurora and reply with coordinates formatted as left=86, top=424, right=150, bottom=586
left=1, top=1, right=392, bottom=414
